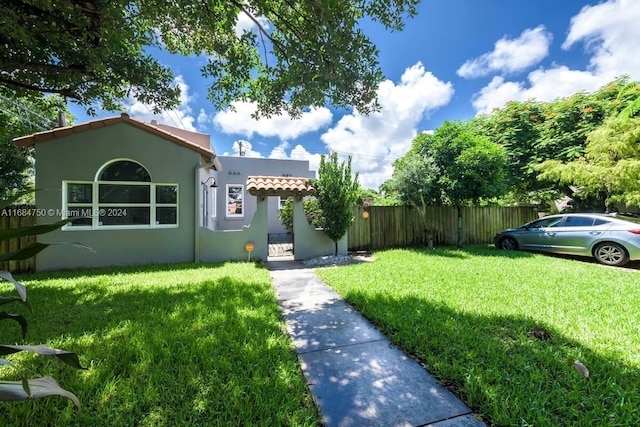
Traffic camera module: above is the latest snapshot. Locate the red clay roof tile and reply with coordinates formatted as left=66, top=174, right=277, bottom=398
left=246, top=176, right=315, bottom=197
left=13, top=113, right=219, bottom=167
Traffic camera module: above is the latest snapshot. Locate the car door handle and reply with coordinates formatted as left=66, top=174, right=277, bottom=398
left=545, top=232, right=556, bottom=236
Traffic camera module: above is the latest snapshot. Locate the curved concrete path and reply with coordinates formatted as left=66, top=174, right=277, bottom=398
left=267, top=259, right=485, bottom=427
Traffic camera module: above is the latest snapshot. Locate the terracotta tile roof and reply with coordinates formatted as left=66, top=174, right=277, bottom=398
left=13, top=113, right=221, bottom=169
left=246, top=176, right=315, bottom=197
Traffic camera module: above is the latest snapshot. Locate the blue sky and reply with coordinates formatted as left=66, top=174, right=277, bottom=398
left=69, top=0, right=640, bottom=189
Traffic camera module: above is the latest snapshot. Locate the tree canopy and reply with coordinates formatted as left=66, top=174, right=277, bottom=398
left=0, top=91, right=70, bottom=198
left=475, top=77, right=630, bottom=208
left=536, top=117, right=640, bottom=211
left=411, top=122, right=508, bottom=207
left=382, top=149, right=440, bottom=230
left=1, top=0, right=419, bottom=116
left=616, top=81, right=640, bottom=123
left=384, top=121, right=507, bottom=246
left=378, top=77, right=640, bottom=218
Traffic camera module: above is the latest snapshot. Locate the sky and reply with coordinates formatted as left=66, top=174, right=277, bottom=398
left=69, top=0, right=640, bottom=190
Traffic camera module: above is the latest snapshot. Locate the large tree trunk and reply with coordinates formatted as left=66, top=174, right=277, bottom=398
left=456, top=205, right=463, bottom=248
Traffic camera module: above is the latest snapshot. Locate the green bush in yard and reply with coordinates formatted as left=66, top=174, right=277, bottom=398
left=277, top=197, right=324, bottom=234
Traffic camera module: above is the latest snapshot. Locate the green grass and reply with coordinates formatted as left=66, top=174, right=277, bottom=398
left=1, top=262, right=320, bottom=426
left=316, top=246, right=640, bottom=426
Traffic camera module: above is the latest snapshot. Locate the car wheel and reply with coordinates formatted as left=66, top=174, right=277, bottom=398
left=593, top=242, right=629, bottom=267
left=497, top=236, right=518, bottom=250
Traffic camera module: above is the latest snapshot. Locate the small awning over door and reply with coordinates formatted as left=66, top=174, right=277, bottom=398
left=246, top=176, right=315, bottom=199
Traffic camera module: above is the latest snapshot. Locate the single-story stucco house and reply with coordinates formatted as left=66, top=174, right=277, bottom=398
left=14, top=113, right=345, bottom=271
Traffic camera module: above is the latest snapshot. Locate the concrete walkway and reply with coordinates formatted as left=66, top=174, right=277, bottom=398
left=267, top=259, right=485, bottom=427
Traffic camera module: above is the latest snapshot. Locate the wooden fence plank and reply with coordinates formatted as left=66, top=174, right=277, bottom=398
left=348, top=205, right=537, bottom=251
left=0, top=205, right=36, bottom=273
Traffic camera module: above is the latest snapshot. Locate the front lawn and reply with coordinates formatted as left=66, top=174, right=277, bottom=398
left=1, top=263, right=320, bottom=426
left=316, top=246, right=640, bottom=426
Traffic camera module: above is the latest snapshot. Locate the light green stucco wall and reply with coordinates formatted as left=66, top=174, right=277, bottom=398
left=292, top=199, right=347, bottom=259
left=34, top=123, right=200, bottom=271
left=199, top=196, right=269, bottom=262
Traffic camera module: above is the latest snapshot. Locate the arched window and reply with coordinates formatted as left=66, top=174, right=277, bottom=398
left=63, top=159, right=178, bottom=229
left=98, top=160, right=152, bottom=182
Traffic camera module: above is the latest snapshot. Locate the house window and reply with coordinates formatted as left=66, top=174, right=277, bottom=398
left=63, top=159, right=178, bottom=229
left=155, top=184, right=178, bottom=225
left=65, top=182, right=93, bottom=226
left=226, top=184, right=244, bottom=217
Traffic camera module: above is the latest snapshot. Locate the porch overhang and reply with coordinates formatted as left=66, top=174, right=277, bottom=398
left=246, top=176, right=315, bottom=199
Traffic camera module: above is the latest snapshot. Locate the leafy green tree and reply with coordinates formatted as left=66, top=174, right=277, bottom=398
left=482, top=99, right=547, bottom=198
left=277, top=197, right=324, bottom=234
left=1, top=0, right=419, bottom=116
left=356, top=188, right=398, bottom=206
left=615, top=80, right=640, bottom=123
left=382, top=152, right=440, bottom=234
left=0, top=140, right=30, bottom=200
left=412, top=121, right=507, bottom=247
left=313, top=152, right=360, bottom=255
left=537, top=90, right=612, bottom=161
left=0, top=91, right=70, bottom=199
left=481, top=79, right=626, bottom=206
left=536, top=117, right=640, bottom=211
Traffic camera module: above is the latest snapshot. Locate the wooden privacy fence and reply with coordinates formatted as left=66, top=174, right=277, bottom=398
left=348, top=205, right=538, bottom=251
left=1, top=205, right=36, bottom=273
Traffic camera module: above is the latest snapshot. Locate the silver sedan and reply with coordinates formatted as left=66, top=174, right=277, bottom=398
left=495, top=213, right=640, bottom=267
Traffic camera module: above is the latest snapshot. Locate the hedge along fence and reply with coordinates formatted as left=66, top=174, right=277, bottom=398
left=1, top=205, right=36, bottom=273
left=348, top=205, right=538, bottom=251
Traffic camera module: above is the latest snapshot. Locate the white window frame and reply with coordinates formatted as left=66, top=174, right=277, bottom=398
left=226, top=184, right=244, bottom=218
left=154, top=183, right=179, bottom=228
left=61, top=160, right=179, bottom=230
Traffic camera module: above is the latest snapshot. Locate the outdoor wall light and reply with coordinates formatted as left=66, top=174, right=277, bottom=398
left=201, top=177, right=218, bottom=188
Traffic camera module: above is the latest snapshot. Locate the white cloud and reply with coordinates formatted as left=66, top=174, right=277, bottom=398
left=197, top=108, right=210, bottom=128
left=562, top=0, right=640, bottom=80
left=471, top=68, right=604, bottom=114
left=457, top=26, right=552, bottom=78
left=267, top=141, right=290, bottom=159
left=126, top=75, right=197, bottom=131
left=321, top=62, right=453, bottom=189
left=470, top=0, right=640, bottom=114
left=224, top=140, right=264, bottom=158
left=288, top=145, right=322, bottom=176
left=213, top=102, right=333, bottom=140
left=471, top=76, right=525, bottom=114
left=525, top=67, right=605, bottom=100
